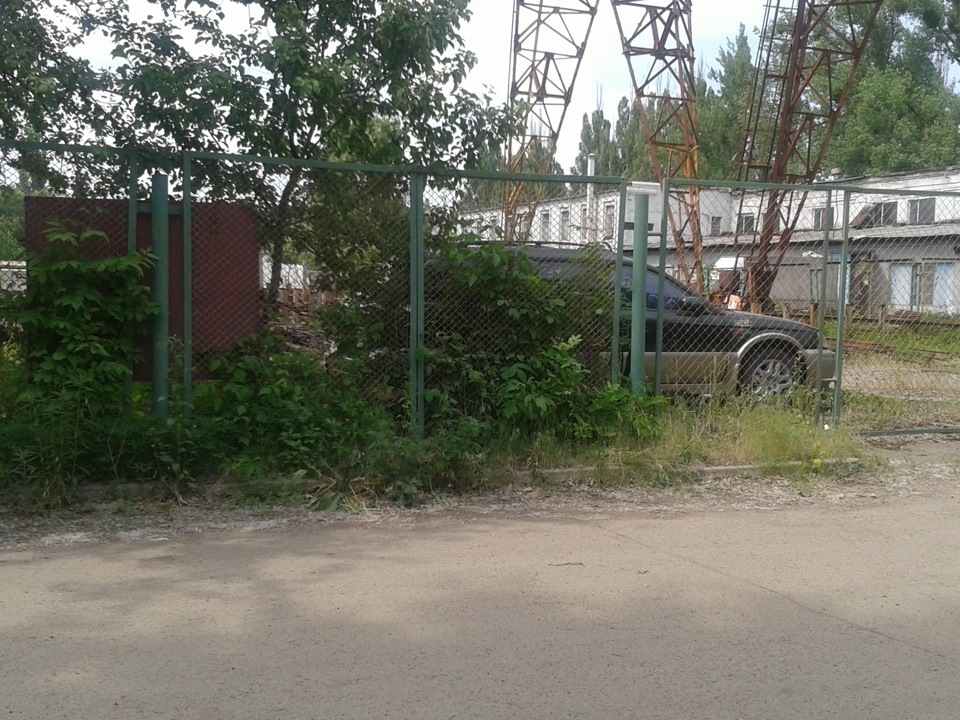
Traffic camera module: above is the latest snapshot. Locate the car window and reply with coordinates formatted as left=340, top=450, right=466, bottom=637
left=645, top=270, right=689, bottom=310
left=619, top=266, right=689, bottom=310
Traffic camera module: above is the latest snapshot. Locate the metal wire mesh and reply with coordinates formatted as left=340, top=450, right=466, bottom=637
left=660, top=180, right=960, bottom=431
left=185, top=159, right=411, bottom=413
left=833, top=188, right=960, bottom=431
left=0, top=144, right=135, bottom=381
left=426, top=176, right=625, bottom=430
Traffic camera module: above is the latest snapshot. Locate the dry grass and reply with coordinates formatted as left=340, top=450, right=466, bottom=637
left=489, top=396, right=865, bottom=488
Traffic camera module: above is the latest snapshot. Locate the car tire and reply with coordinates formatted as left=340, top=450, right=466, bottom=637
left=740, top=347, right=801, bottom=399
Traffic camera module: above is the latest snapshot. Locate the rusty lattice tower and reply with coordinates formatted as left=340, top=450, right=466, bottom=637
left=610, top=0, right=703, bottom=290
left=735, top=0, right=883, bottom=310
left=506, top=0, right=703, bottom=284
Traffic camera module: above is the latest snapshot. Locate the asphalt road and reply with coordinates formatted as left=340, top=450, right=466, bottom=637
left=3, top=484, right=960, bottom=720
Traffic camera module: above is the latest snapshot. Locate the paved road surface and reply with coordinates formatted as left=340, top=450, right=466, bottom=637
left=3, top=483, right=960, bottom=719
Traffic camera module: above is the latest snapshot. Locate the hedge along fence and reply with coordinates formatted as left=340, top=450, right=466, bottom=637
left=4, top=141, right=676, bottom=505
left=179, top=152, right=632, bottom=435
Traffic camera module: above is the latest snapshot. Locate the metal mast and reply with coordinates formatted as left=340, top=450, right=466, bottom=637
left=610, top=0, right=704, bottom=292
left=736, top=0, right=883, bottom=311
left=505, top=0, right=599, bottom=241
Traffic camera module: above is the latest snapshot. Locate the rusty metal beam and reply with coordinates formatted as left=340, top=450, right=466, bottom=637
left=736, top=0, right=883, bottom=311
left=610, top=0, right=705, bottom=292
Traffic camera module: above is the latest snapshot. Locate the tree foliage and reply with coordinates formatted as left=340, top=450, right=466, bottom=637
left=697, top=24, right=753, bottom=181
left=826, top=68, right=960, bottom=176
left=572, top=104, right=621, bottom=176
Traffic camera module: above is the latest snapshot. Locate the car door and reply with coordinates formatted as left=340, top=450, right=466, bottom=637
left=644, top=270, right=737, bottom=389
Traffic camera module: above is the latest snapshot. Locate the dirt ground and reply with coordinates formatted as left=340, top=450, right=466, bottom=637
left=2, top=436, right=960, bottom=719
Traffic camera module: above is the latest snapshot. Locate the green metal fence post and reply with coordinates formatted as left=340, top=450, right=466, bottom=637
left=654, top=180, right=671, bottom=396
left=631, top=194, right=650, bottom=395
left=409, top=172, right=426, bottom=438
left=151, top=173, right=170, bottom=420
left=181, top=155, right=193, bottom=416
left=831, top=190, right=852, bottom=429
left=612, top=182, right=628, bottom=384
left=124, top=153, right=139, bottom=417
left=815, top=189, right=832, bottom=427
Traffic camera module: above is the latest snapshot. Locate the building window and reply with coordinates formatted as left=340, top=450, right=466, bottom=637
left=603, top=202, right=616, bottom=238
left=869, top=201, right=897, bottom=227
left=813, top=207, right=835, bottom=231
left=519, top=214, right=531, bottom=238
left=933, top=263, right=955, bottom=310
left=540, top=210, right=550, bottom=243
left=737, top=214, right=755, bottom=234
left=580, top=203, right=588, bottom=239
left=709, top=215, right=721, bottom=235
left=560, top=209, right=570, bottom=243
left=909, top=198, right=936, bottom=225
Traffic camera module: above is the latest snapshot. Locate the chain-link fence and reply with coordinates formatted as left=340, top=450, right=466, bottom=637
left=179, top=154, right=629, bottom=434
left=665, top=178, right=960, bottom=433
left=419, top=174, right=628, bottom=432
left=0, top=141, right=140, bottom=403
left=12, top=140, right=960, bottom=437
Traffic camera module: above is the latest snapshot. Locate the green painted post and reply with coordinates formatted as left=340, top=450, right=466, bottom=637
left=815, top=189, right=831, bottom=426
left=409, top=172, right=426, bottom=438
left=631, top=194, right=650, bottom=395
left=611, top=182, right=628, bottom=384
left=124, top=153, right=138, bottom=417
left=181, top=155, right=193, bottom=416
left=151, top=173, right=170, bottom=420
left=832, top=191, right=852, bottom=429
left=654, top=180, right=671, bottom=396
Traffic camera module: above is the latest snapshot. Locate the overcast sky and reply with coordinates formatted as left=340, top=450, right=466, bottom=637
left=460, top=0, right=768, bottom=171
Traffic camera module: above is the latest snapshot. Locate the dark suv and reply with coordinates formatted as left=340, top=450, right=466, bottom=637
left=522, top=245, right=836, bottom=397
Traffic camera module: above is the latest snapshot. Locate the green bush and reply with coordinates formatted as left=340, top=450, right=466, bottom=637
left=193, top=334, right=395, bottom=475
left=2, top=221, right=156, bottom=417
left=0, top=224, right=665, bottom=507
left=423, top=241, right=660, bottom=446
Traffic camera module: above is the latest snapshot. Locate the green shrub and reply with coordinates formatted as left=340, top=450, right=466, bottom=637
left=1, top=221, right=156, bottom=417
left=193, top=334, right=395, bottom=475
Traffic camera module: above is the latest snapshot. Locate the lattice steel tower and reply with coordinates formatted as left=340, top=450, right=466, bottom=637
left=735, top=0, right=883, bottom=310
left=506, top=1, right=704, bottom=288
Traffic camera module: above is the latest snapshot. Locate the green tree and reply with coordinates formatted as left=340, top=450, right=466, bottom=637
left=0, top=0, right=102, bottom=141
left=5, top=1, right=516, bottom=297
left=827, top=67, right=960, bottom=176
left=697, top=24, right=753, bottom=180
left=613, top=96, right=654, bottom=181
left=572, top=103, right=620, bottom=176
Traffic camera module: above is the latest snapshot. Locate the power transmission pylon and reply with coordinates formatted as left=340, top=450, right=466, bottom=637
left=610, top=0, right=704, bottom=291
left=505, top=1, right=599, bottom=241
left=506, top=0, right=705, bottom=293
left=736, top=0, right=883, bottom=311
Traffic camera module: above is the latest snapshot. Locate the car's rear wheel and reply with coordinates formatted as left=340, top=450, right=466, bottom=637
left=740, top=347, right=800, bottom=399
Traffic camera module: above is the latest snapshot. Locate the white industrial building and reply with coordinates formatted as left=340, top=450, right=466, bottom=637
left=467, top=166, right=960, bottom=317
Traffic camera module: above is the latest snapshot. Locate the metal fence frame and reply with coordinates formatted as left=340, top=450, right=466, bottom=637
left=664, top=176, right=960, bottom=434
left=181, top=151, right=629, bottom=435
left=0, top=139, right=144, bottom=412
left=17, top=140, right=960, bottom=436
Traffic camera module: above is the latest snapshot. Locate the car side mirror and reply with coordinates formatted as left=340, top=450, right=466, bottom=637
left=679, top=295, right=711, bottom=315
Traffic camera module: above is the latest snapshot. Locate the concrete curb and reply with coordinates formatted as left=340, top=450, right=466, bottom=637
left=3, top=458, right=864, bottom=506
